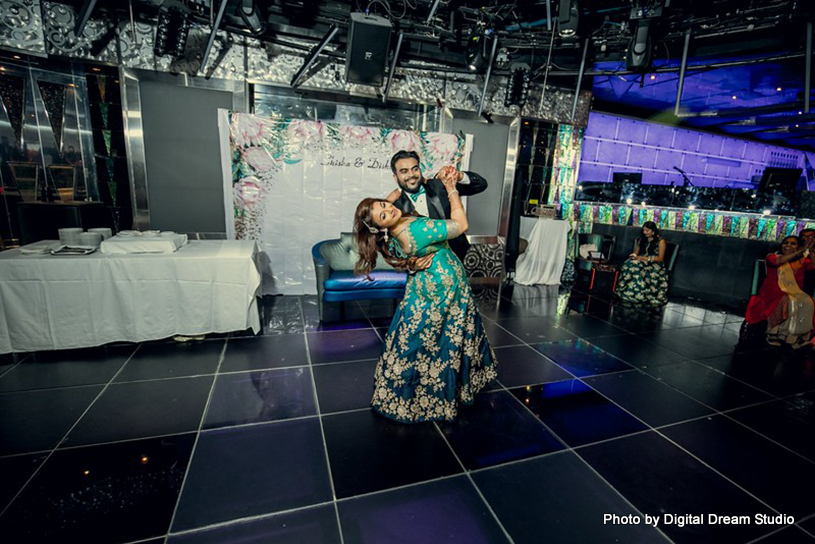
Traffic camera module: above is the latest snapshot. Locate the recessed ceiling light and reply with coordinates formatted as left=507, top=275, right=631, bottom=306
left=731, top=95, right=737, bottom=100
left=776, top=87, right=782, bottom=92
left=649, top=75, right=656, bottom=80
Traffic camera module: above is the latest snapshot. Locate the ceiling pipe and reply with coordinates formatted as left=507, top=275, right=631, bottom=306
left=477, top=37, right=499, bottom=116
left=571, top=38, right=589, bottom=121
left=538, top=17, right=558, bottom=111
left=382, top=31, right=404, bottom=103
left=806, top=21, right=812, bottom=114
left=674, top=28, right=691, bottom=116
left=199, top=0, right=229, bottom=73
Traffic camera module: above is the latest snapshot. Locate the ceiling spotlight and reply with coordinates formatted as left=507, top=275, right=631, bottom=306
left=762, top=209, right=771, bottom=215
left=466, top=27, right=495, bottom=73
left=239, top=0, right=265, bottom=35
left=688, top=205, right=696, bottom=210
left=776, top=87, right=783, bottom=92
left=626, top=198, right=633, bottom=205
left=504, top=64, right=531, bottom=107
left=641, top=201, right=646, bottom=207
left=558, top=0, right=579, bottom=37
left=154, top=7, right=191, bottom=58
left=649, top=74, right=656, bottom=80
left=731, top=95, right=737, bottom=100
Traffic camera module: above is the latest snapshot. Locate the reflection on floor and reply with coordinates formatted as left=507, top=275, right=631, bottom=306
left=2, top=281, right=815, bottom=543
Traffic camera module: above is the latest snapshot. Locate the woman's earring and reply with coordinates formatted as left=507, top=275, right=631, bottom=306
left=384, top=230, right=389, bottom=242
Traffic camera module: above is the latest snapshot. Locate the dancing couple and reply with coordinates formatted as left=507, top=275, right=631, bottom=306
left=353, top=150, right=497, bottom=423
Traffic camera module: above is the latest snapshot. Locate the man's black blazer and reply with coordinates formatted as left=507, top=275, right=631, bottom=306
left=392, top=171, right=488, bottom=262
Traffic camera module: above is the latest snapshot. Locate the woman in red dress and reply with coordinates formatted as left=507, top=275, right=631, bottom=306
left=745, top=235, right=815, bottom=347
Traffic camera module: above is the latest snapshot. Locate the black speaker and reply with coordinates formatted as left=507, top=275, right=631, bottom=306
left=346, top=13, right=392, bottom=86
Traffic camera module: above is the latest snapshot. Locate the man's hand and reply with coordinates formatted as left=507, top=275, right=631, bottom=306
left=406, top=254, right=434, bottom=272
left=436, top=165, right=463, bottom=183
left=385, top=188, right=401, bottom=203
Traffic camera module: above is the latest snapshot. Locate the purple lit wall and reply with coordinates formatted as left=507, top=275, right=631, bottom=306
left=579, top=112, right=811, bottom=188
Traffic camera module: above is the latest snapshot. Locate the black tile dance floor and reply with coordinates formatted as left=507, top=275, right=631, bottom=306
left=1, top=283, right=815, bottom=543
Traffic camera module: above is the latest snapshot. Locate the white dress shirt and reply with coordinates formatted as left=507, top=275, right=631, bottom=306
left=406, top=173, right=470, bottom=217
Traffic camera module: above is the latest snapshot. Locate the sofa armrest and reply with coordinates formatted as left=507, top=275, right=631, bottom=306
left=313, top=240, right=338, bottom=287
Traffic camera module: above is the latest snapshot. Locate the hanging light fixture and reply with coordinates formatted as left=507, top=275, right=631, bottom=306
left=504, top=64, right=531, bottom=107
left=466, top=26, right=495, bottom=73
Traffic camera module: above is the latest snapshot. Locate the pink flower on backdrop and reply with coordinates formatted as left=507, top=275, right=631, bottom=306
left=243, top=147, right=277, bottom=173
left=230, top=114, right=267, bottom=148
left=340, top=125, right=377, bottom=147
left=234, top=176, right=264, bottom=206
left=426, top=134, right=461, bottom=163
left=388, top=131, right=422, bottom=153
left=286, top=120, right=325, bottom=148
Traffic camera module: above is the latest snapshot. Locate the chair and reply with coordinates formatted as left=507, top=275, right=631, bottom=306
left=575, top=233, right=616, bottom=272
left=751, top=258, right=767, bottom=296
left=663, top=241, right=680, bottom=274
left=312, top=233, right=407, bottom=321
left=739, top=259, right=767, bottom=342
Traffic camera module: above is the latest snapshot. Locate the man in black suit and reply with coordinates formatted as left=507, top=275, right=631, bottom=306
left=386, top=150, right=488, bottom=262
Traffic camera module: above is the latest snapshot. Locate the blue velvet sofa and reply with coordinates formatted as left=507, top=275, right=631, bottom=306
left=312, top=233, right=407, bottom=321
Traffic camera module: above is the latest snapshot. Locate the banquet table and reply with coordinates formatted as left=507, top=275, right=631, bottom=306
left=0, top=240, right=262, bottom=354
left=515, top=218, right=571, bottom=286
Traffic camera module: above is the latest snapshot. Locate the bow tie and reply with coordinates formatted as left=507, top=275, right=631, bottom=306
left=407, top=186, right=425, bottom=201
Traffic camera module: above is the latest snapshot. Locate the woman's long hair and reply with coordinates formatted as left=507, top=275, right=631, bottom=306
left=637, top=221, right=661, bottom=256
left=353, top=198, right=413, bottom=278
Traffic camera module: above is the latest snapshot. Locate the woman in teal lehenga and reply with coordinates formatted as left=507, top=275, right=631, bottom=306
left=353, top=174, right=497, bottom=423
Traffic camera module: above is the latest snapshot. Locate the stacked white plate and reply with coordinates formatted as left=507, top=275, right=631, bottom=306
left=87, top=227, right=113, bottom=240
left=58, top=227, right=84, bottom=246
left=78, top=232, right=103, bottom=248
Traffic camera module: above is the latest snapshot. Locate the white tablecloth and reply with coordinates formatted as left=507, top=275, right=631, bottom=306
left=0, top=240, right=261, bottom=353
left=101, top=233, right=188, bottom=254
left=515, top=219, right=571, bottom=286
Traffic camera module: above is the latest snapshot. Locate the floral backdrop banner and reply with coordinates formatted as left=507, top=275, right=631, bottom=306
left=220, top=112, right=467, bottom=295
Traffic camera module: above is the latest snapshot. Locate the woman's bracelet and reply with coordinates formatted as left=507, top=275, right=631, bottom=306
left=448, top=189, right=459, bottom=196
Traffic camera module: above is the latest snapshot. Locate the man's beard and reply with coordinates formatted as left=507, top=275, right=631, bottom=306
left=399, top=176, right=423, bottom=194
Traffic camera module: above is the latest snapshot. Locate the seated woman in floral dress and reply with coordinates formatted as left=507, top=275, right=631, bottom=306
left=352, top=171, right=497, bottom=423
left=615, top=221, right=669, bottom=307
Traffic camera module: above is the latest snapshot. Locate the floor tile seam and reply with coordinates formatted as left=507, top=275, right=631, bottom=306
left=686, top=358, right=783, bottom=401
left=715, top=411, right=815, bottom=468
left=744, top=524, right=810, bottom=544
left=564, top=448, right=675, bottom=543
left=299, top=297, right=346, bottom=544
left=310, top=356, right=381, bottom=368
left=501, top=366, right=638, bottom=391
left=0, top=381, right=119, bottom=396
left=493, top=381, right=574, bottom=452
left=164, top=499, right=337, bottom=539
left=637, top=364, right=778, bottom=411
left=165, top=338, right=230, bottom=532
left=113, top=372, right=220, bottom=386
left=583, top=365, right=730, bottom=420
left=217, top=364, right=312, bottom=376
left=0, top=354, right=29, bottom=379
left=430, top=421, right=517, bottom=544
left=474, top=319, right=525, bottom=344
left=53, top=431, right=200, bottom=453
left=358, top=300, right=386, bottom=343
left=121, top=535, right=171, bottom=544
left=532, top=333, right=635, bottom=372
left=795, top=512, right=815, bottom=538
left=0, top=343, right=143, bottom=519
left=647, top=427, right=787, bottom=517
